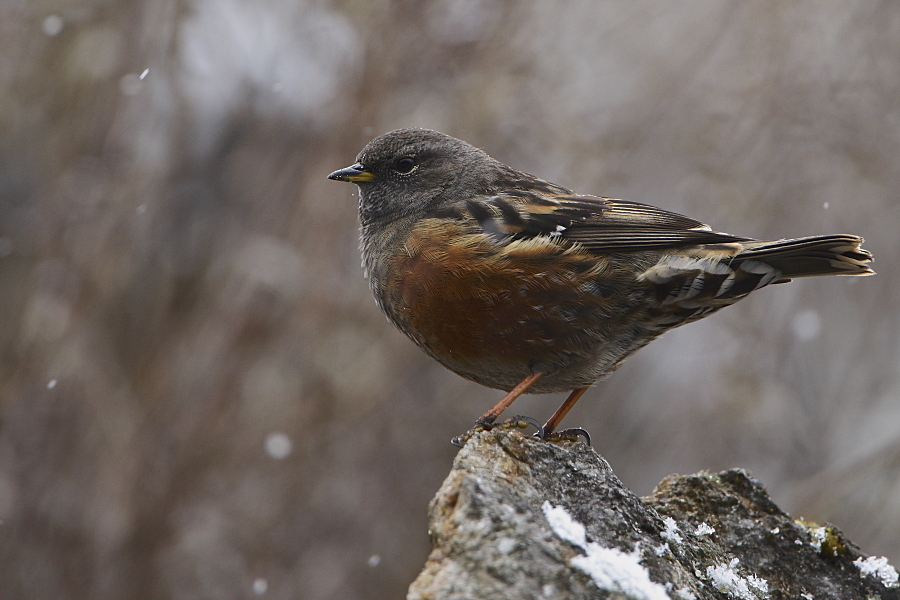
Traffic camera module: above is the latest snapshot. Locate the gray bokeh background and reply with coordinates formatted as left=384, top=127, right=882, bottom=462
left=1, top=1, right=898, bottom=599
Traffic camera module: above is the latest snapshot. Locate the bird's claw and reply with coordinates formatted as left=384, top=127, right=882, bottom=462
left=538, top=427, right=592, bottom=446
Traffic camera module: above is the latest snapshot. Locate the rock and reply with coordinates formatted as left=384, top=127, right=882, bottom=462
left=407, top=430, right=900, bottom=600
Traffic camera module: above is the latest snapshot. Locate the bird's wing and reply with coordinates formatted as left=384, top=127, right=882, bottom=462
left=452, top=191, right=753, bottom=252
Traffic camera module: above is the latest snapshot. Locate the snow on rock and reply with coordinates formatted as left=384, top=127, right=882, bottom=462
left=543, top=502, right=669, bottom=600
left=853, top=555, right=900, bottom=588
left=706, top=558, right=768, bottom=599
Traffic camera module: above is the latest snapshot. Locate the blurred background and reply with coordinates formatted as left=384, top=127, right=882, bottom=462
left=1, top=1, right=898, bottom=598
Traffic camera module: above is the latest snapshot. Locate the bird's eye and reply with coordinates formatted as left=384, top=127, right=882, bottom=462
left=394, top=157, right=417, bottom=174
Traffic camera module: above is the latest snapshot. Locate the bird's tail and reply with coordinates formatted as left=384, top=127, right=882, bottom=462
left=735, top=235, right=874, bottom=279
left=638, top=234, right=873, bottom=327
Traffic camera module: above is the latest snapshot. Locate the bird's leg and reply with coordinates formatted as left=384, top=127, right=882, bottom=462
left=451, top=372, right=543, bottom=447
left=540, top=387, right=592, bottom=445
left=541, top=386, right=587, bottom=432
left=476, top=371, right=543, bottom=427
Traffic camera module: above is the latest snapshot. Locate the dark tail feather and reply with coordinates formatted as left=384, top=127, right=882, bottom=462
left=736, top=235, right=874, bottom=279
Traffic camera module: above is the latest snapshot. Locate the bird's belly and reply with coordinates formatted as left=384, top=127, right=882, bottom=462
left=380, top=221, right=653, bottom=392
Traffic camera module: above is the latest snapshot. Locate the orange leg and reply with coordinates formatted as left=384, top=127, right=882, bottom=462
left=475, top=371, right=543, bottom=426
left=542, top=387, right=589, bottom=434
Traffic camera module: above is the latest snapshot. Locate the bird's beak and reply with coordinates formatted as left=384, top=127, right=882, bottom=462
left=328, top=163, right=376, bottom=183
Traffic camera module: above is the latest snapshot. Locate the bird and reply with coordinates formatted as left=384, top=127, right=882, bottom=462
left=328, top=128, right=874, bottom=445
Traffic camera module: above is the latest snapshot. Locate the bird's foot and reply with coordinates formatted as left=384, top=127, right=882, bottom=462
left=450, top=415, right=545, bottom=447
left=538, top=427, right=592, bottom=446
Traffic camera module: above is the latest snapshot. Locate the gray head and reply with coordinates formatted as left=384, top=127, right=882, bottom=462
left=328, top=128, right=504, bottom=225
